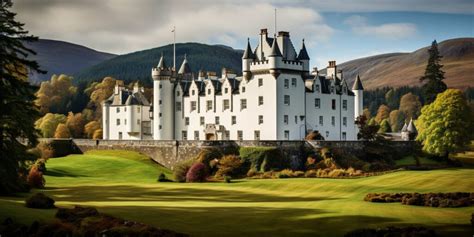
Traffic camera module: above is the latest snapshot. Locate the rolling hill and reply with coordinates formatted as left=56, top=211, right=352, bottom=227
left=73, top=43, right=244, bottom=85
left=327, top=38, right=474, bottom=90
left=25, top=39, right=116, bottom=84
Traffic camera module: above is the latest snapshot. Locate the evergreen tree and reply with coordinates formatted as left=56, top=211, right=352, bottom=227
left=420, top=40, right=447, bottom=104
left=0, top=0, right=45, bottom=194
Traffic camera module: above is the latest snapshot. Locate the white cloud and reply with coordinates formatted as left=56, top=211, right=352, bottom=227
left=344, top=15, right=417, bottom=39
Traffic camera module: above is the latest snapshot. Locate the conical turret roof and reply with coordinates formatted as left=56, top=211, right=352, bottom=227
left=242, top=38, right=256, bottom=59
left=352, top=75, right=364, bottom=90
left=157, top=53, right=166, bottom=69
left=297, top=39, right=310, bottom=60
left=268, top=35, right=282, bottom=57
left=178, top=54, right=191, bottom=74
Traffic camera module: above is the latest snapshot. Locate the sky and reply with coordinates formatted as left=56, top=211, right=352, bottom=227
left=13, top=0, right=474, bottom=68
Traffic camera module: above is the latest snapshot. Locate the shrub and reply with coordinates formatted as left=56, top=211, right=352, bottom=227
left=304, top=170, right=317, bottom=177
left=246, top=168, right=258, bottom=177
left=157, top=173, right=171, bottom=182
left=37, top=142, right=54, bottom=159
left=239, top=147, right=288, bottom=172
left=196, top=148, right=222, bottom=173
left=173, top=159, right=194, bottom=182
left=305, top=130, right=324, bottom=140
left=27, top=166, right=45, bottom=189
left=278, top=169, right=304, bottom=178
left=25, top=193, right=55, bottom=209
left=224, top=175, right=232, bottom=183
left=186, top=162, right=208, bottom=182
left=34, top=159, right=47, bottom=173
left=216, top=155, right=243, bottom=178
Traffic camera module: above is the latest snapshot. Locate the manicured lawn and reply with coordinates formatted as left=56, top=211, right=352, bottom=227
left=1, top=150, right=473, bottom=237
left=452, top=141, right=474, bottom=166
left=395, top=156, right=444, bottom=166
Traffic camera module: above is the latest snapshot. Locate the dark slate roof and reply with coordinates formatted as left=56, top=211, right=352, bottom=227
left=352, top=75, right=364, bottom=90
left=209, top=79, right=222, bottom=95
left=268, top=37, right=282, bottom=57
left=297, top=39, right=310, bottom=60
left=227, top=78, right=241, bottom=94
left=105, top=88, right=149, bottom=106
left=242, top=39, right=256, bottom=59
left=179, top=81, right=192, bottom=96
left=194, top=80, right=206, bottom=96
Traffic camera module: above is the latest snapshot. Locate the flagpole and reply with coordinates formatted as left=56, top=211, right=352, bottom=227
left=173, top=26, right=176, bottom=71
left=274, top=8, right=277, bottom=35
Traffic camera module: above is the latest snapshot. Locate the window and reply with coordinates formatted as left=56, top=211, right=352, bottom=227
left=124, top=119, right=127, bottom=125
left=137, top=119, right=140, bottom=125
left=215, top=116, right=220, bottom=125
left=225, top=88, right=228, bottom=94
left=159, top=125, right=162, bottom=129
left=223, top=99, right=230, bottom=110
left=295, top=115, right=298, bottom=124
left=185, top=117, right=189, bottom=125
left=200, top=116, right=204, bottom=125
left=176, top=101, right=182, bottom=111
left=330, top=86, right=335, bottom=93
left=242, top=87, right=246, bottom=93
left=192, top=90, right=195, bottom=96
left=237, top=131, right=243, bottom=140
left=284, top=130, right=289, bottom=140
left=291, top=78, right=297, bottom=87
left=159, top=84, right=162, bottom=89
left=159, top=112, right=162, bottom=117
left=258, top=115, right=263, bottom=124
left=343, top=100, right=347, bottom=110
left=258, top=96, right=263, bottom=105
left=331, top=99, right=336, bottom=110
left=182, top=131, right=187, bottom=140
left=319, top=116, right=323, bottom=125
left=159, top=100, right=162, bottom=105
left=207, top=89, right=211, bottom=95
left=177, top=91, right=180, bottom=96
left=254, top=130, right=260, bottom=140
left=240, top=99, right=247, bottom=110
left=326, top=131, right=329, bottom=138
left=232, top=116, right=236, bottom=125
left=343, top=87, right=347, bottom=94
left=342, top=132, right=347, bottom=140
left=284, top=79, right=289, bottom=88
left=284, top=95, right=290, bottom=105
left=315, top=85, right=320, bottom=92
left=284, top=115, right=288, bottom=124
left=258, top=78, right=263, bottom=87
left=118, top=132, right=122, bottom=140
left=194, top=131, right=199, bottom=140
left=315, top=98, right=320, bottom=108
left=137, top=107, right=140, bottom=113
left=116, top=119, right=120, bottom=125
left=224, top=131, right=230, bottom=140
left=207, top=100, right=213, bottom=111
left=331, top=116, right=335, bottom=126
left=343, top=117, right=347, bottom=126
left=191, top=101, right=197, bottom=111
left=125, top=107, right=127, bottom=112
left=116, top=107, right=120, bottom=113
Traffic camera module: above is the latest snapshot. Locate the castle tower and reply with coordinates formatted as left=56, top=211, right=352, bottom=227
left=268, top=35, right=282, bottom=78
left=352, top=74, right=364, bottom=119
left=242, top=38, right=255, bottom=80
left=102, top=100, right=111, bottom=140
left=152, top=55, right=175, bottom=140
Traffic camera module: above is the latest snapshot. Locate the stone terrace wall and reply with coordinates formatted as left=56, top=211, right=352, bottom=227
left=41, top=139, right=416, bottom=170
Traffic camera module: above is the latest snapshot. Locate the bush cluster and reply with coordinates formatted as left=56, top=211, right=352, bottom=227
left=25, top=193, right=55, bottom=209
left=27, top=166, right=45, bottom=189
left=364, top=192, right=473, bottom=207
left=185, top=162, right=208, bottom=183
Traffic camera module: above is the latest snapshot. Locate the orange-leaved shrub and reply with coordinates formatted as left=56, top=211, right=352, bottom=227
left=27, top=166, right=45, bottom=188
left=186, top=162, right=208, bottom=182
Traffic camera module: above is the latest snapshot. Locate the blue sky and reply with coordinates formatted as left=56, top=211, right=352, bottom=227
left=13, top=0, right=474, bottom=69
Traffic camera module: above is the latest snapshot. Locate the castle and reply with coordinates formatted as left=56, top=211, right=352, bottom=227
left=102, top=29, right=364, bottom=141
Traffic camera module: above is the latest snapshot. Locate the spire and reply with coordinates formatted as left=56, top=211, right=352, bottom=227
left=352, top=74, right=364, bottom=90
left=297, top=39, right=310, bottom=60
left=268, top=35, right=282, bottom=57
left=157, top=53, right=167, bottom=69
left=178, top=54, right=191, bottom=74
left=407, top=119, right=417, bottom=134
left=242, top=38, right=256, bottom=59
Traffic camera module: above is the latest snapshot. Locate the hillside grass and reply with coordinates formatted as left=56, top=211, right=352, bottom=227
left=0, top=150, right=473, bottom=237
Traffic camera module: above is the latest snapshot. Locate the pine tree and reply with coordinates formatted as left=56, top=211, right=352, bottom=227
left=420, top=40, right=447, bottom=104
left=0, top=0, right=45, bottom=194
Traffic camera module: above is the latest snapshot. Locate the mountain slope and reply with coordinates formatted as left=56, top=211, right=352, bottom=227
left=25, top=39, right=116, bottom=84
left=74, top=43, right=243, bottom=85
left=327, top=38, right=474, bottom=90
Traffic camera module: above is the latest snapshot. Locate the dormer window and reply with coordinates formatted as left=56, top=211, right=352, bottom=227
left=331, top=86, right=335, bottom=93
left=225, top=88, right=228, bottom=94
left=192, top=90, right=195, bottom=96
left=315, top=85, right=320, bottom=92
left=207, top=89, right=211, bottom=95
left=242, top=87, right=246, bottom=93
left=177, top=91, right=180, bottom=96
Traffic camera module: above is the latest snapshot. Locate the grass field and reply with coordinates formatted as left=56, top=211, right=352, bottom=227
left=1, top=150, right=473, bottom=237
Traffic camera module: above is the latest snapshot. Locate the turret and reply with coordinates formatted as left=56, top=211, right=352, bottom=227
left=297, top=39, right=310, bottom=73
left=268, top=35, right=282, bottom=72
left=152, top=55, right=175, bottom=140
left=178, top=54, right=192, bottom=80
left=352, top=75, right=364, bottom=119
left=242, top=38, right=255, bottom=80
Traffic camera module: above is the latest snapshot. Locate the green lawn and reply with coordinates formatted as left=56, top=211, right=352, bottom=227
left=1, top=150, right=473, bottom=237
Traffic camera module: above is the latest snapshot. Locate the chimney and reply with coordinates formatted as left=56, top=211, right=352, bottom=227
left=337, top=70, right=343, bottom=80
left=278, top=31, right=289, bottom=37
left=327, top=61, right=337, bottom=79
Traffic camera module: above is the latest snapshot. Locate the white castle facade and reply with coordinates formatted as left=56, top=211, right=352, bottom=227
left=103, top=29, right=364, bottom=141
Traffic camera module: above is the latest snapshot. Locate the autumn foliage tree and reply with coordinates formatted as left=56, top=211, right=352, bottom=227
left=66, top=112, right=84, bottom=138
left=86, top=77, right=116, bottom=120
left=399, top=93, right=422, bottom=120
left=389, top=110, right=405, bottom=132
left=375, top=104, right=390, bottom=124
left=35, top=74, right=77, bottom=114
left=54, top=124, right=70, bottom=138
left=416, top=89, right=472, bottom=158
left=84, top=121, right=101, bottom=138
left=35, top=113, right=66, bottom=138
